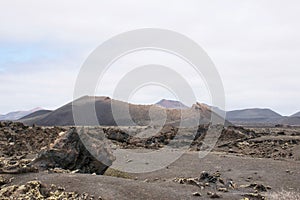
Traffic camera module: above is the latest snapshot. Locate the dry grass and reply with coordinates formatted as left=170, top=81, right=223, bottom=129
left=268, top=190, right=300, bottom=200
left=104, top=168, right=133, bottom=179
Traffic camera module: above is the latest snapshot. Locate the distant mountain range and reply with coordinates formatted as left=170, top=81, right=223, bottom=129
left=2, top=98, right=300, bottom=126
left=19, top=110, right=52, bottom=120
left=292, top=112, right=300, bottom=117
left=153, top=100, right=300, bottom=126
left=19, top=96, right=226, bottom=126
left=226, top=108, right=300, bottom=126
left=226, top=108, right=282, bottom=119
left=0, top=107, right=44, bottom=121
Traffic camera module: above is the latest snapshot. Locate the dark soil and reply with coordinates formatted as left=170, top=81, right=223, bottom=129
left=1, top=122, right=300, bottom=199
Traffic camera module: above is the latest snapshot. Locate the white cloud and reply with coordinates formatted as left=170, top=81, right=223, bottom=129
left=0, top=0, right=300, bottom=115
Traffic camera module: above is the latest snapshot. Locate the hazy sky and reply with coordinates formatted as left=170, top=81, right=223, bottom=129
left=0, top=0, right=300, bottom=115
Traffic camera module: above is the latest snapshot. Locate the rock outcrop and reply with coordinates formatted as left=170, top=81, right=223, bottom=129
left=32, top=127, right=115, bottom=175
left=0, top=121, right=65, bottom=157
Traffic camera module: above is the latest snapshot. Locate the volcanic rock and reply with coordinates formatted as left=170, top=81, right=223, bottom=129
left=192, top=192, right=201, bottom=196
left=0, top=180, right=99, bottom=199
left=32, top=127, right=115, bottom=175
left=104, top=128, right=131, bottom=143
left=209, top=192, right=222, bottom=198
left=0, top=121, right=65, bottom=157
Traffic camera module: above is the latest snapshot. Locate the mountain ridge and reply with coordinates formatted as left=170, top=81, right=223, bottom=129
left=19, top=96, right=226, bottom=126
left=5, top=98, right=300, bottom=126
left=155, top=99, right=188, bottom=109
left=0, top=107, right=44, bottom=121
left=292, top=111, right=300, bottom=117
left=226, top=108, right=282, bottom=119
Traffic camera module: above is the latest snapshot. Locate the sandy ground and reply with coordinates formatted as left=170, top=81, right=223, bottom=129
left=1, top=123, right=300, bottom=199
left=3, top=152, right=300, bottom=199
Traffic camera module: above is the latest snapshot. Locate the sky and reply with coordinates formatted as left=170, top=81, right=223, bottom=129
left=0, top=0, right=300, bottom=116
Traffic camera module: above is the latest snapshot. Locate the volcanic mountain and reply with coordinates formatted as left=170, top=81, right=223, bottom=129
left=226, top=108, right=282, bottom=119
left=226, top=108, right=300, bottom=126
left=20, top=96, right=226, bottom=126
left=0, top=107, right=44, bottom=121
left=292, top=112, right=300, bottom=117
left=155, top=99, right=188, bottom=109
left=225, top=108, right=281, bottom=125
left=20, top=110, right=52, bottom=120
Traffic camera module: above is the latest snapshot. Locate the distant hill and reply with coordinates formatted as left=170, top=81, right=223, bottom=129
left=19, top=96, right=226, bottom=126
left=225, top=108, right=300, bottom=126
left=202, top=104, right=226, bottom=119
left=280, top=116, right=300, bottom=126
left=291, top=112, right=300, bottom=117
left=226, top=108, right=283, bottom=126
left=155, top=99, right=188, bottom=109
left=20, top=110, right=52, bottom=120
left=227, top=108, right=282, bottom=119
left=0, top=107, right=43, bottom=121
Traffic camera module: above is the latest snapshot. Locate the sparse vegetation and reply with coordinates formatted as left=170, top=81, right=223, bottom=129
left=104, top=168, right=133, bottom=179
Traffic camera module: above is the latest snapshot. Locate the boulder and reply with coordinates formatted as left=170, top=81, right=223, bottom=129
left=104, top=128, right=131, bottom=143
left=32, top=127, right=115, bottom=175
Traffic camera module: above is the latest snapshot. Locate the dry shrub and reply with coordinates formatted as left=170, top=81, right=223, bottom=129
left=104, top=168, right=132, bottom=179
